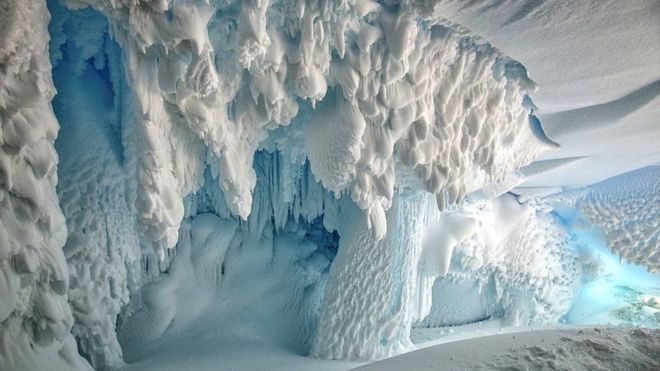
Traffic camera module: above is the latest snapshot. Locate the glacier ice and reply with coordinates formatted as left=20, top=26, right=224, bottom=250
left=46, top=3, right=148, bottom=368
left=0, top=1, right=91, bottom=370
left=418, top=194, right=581, bottom=328
left=0, top=0, right=659, bottom=370
left=58, top=0, right=552, bottom=261
left=546, top=167, right=660, bottom=273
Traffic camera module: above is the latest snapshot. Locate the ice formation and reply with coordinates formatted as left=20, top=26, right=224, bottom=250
left=52, top=0, right=552, bottom=262
left=42, top=0, right=552, bottom=363
left=418, top=195, right=581, bottom=328
left=0, top=1, right=91, bottom=370
left=546, top=167, right=660, bottom=273
left=1, top=0, right=659, bottom=370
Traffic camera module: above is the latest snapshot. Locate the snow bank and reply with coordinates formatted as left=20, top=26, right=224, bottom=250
left=0, top=1, right=91, bottom=369
left=358, top=327, right=660, bottom=371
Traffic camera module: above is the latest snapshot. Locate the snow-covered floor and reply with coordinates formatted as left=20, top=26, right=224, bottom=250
left=121, top=323, right=660, bottom=371
left=360, top=327, right=660, bottom=371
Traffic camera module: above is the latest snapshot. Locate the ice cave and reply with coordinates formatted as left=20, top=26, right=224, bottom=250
left=0, top=0, right=659, bottom=370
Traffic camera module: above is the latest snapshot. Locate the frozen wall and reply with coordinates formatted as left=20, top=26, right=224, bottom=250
left=417, top=195, right=581, bottom=328
left=45, top=0, right=553, bottom=362
left=48, top=3, right=143, bottom=368
left=6, top=0, right=656, bottom=369
left=312, top=191, right=432, bottom=360
left=0, top=1, right=91, bottom=370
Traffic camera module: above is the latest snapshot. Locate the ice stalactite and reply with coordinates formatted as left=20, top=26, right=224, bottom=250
left=0, top=1, right=91, bottom=369
left=47, top=0, right=554, bottom=362
left=116, top=150, right=341, bottom=360
left=308, top=10, right=554, bottom=359
left=63, top=0, right=553, bottom=259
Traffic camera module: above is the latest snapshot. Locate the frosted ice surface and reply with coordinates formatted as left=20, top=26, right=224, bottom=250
left=0, top=1, right=91, bottom=370
left=65, top=0, right=552, bottom=260
left=548, top=167, right=660, bottom=273
left=0, top=0, right=658, bottom=369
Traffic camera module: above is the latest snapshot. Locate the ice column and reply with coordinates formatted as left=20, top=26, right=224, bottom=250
left=0, top=1, right=91, bottom=369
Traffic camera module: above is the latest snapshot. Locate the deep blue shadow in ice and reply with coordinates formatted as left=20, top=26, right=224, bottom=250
left=48, top=0, right=126, bottom=166
left=303, top=216, right=340, bottom=262
left=554, top=208, right=660, bottom=328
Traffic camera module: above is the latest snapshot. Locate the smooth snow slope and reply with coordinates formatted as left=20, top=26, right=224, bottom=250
left=357, top=327, right=660, bottom=371
left=431, top=0, right=660, bottom=186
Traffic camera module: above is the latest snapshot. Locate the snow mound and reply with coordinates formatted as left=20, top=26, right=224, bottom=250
left=357, top=327, right=660, bottom=371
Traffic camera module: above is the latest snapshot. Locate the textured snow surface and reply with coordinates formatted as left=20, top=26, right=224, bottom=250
left=49, top=4, right=142, bottom=367
left=358, top=327, right=660, bottom=371
left=418, top=195, right=581, bottom=328
left=61, top=0, right=551, bottom=259
left=36, top=0, right=555, bottom=363
left=312, top=192, right=431, bottom=360
left=429, top=0, right=660, bottom=187
left=0, top=1, right=91, bottom=370
left=1, top=0, right=659, bottom=370
left=545, top=167, right=660, bottom=273
left=571, top=168, right=660, bottom=273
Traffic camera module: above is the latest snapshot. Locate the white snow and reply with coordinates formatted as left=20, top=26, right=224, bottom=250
left=552, top=167, right=660, bottom=272
left=0, top=0, right=659, bottom=370
left=0, top=1, right=92, bottom=370
left=429, top=0, right=660, bottom=186
left=419, top=194, right=581, bottom=328
left=359, top=327, right=660, bottom=371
